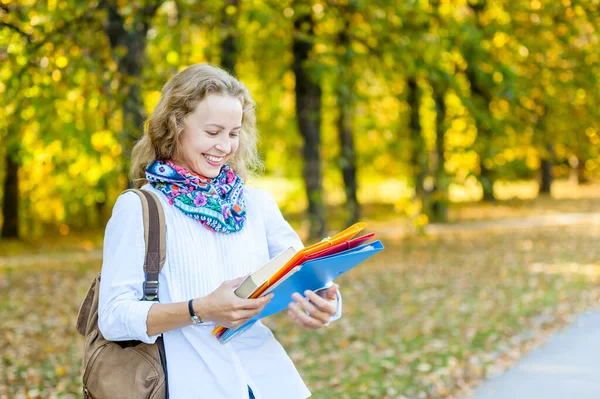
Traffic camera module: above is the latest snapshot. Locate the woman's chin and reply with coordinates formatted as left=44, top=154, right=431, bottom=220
left=183, top=159, right=219, bottom=178
left=197, top=164, right=222, bottom=178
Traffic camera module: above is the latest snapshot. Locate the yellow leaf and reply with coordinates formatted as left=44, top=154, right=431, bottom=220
left=56, top=56, right=68, bottom=68
left=492, top=32, right=509, bottom=48
left=166, top=51, right=179, bottom=65
left=493, top=71, right=504, bottom=83
left=225, top=4, right=236, bottom=15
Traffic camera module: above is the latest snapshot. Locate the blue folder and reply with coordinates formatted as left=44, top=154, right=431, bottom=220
left=218, top=240, right=384, bottom=343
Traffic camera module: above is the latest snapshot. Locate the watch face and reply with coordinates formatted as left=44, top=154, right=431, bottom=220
left=191, top=315, right=202, bottom=325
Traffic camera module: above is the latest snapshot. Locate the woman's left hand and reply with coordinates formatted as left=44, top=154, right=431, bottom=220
left=287, top=284, right=339, bottom=330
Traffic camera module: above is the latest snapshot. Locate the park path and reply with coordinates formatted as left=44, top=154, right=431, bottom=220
left=1, top=211, right=600, bottom=268
left=467, top=308, right=600, bottom=399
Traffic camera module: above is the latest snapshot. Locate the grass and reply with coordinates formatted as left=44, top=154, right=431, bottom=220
left=2, top=223, right=600, bottom=398
left=0, top=229, right=104, bottom=257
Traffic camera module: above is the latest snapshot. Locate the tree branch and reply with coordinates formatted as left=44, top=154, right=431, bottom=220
left=7, top=8, right=103, bottom=89
left=0, top=21, right=33, bottom=42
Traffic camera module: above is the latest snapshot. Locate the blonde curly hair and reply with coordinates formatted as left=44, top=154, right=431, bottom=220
left=130, top=64, right=262, bottom=187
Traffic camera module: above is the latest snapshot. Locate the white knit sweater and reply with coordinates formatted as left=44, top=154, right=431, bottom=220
left=98, top=184, right=341, bottom=399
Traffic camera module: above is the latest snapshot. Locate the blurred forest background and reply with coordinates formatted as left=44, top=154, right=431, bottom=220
left=2, top=1, right=600, bottom=399
left=1, top=0, right=598, bottom=241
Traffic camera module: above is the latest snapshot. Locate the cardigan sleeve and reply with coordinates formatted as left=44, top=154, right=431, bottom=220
left=97, top=192, right=160, bottom=344
left=259, top=189, right=342, bottom=325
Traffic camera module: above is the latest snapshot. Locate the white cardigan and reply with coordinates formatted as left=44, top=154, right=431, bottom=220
left=98, top=184, right=342, bottom=399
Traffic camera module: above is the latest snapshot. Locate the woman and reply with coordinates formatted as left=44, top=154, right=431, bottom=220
left=98, top=64, right=342, bottom=399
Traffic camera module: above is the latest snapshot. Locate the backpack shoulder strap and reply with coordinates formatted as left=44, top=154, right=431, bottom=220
left=123, top=189, right=166, bottom=301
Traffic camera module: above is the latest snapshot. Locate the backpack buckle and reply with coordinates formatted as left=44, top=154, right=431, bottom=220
left=143, top=280, right=159, bottom=301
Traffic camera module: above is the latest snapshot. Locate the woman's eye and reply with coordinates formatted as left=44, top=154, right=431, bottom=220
left=230, top=132, right=239, bottom=138
left=206, top=131, right=219, bottom=136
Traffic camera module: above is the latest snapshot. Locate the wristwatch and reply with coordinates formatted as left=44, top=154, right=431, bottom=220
left=188, top=299, right=203, bottom=325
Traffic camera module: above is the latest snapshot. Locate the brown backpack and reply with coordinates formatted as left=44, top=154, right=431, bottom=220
left=76, top=189, right=168, bottom=399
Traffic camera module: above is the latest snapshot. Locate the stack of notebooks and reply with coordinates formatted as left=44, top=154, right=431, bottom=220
left=212, top=222, right=384, bottom=343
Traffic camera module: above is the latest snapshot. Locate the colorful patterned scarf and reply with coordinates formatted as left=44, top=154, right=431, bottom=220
left=145, top=159, right=246, bottom=234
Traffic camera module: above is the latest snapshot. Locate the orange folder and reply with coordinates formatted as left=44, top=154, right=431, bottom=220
left=212, top=222, right=367, bottom=336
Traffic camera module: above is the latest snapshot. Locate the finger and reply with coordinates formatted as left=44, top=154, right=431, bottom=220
left=288, top=302, right=323, bottom=329
left=237, top=301, right=270, bottom=319
left=291, top=293, right=330, bottom=323
left=287, top=308, right=317, bottom=331
left=234, top=314, right=253, bottom=325
left=224, top=316, right=248, bottom=329
left=230, top=309, right=254, bottom=323
left=287, top=309, right=309, bottom=329
left=232, top=318, right=251, bottom=329
left=292, top=293, right=329, bottom=323
left=289, top=307, right=321, bottom=330
left=287, top=310, right=301, bottom=327
left=238, top=293, right=273, bottom=309
left=228, top=277, right=246, bottom=289
left=304, top=290, right=336, bottom=315
left=287, top=310, right=308, bottom=329
left=318, top=284, right=339, bottom=301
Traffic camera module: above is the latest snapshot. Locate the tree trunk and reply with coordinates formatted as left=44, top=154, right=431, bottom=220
left=293, top=13, right=326, bottom=240
left=465, top=2, right=496, bottom=202
left=102, top=0, right=161, bottom=187
left=577, top=157, right=589, bottom=185
left=539, top=144, right=554, bottom=195
left=337, top=92, right=359, bottom=225
left=335, top=16, right=359, bottom=226
left=407, top=78, right=429, bottom=211
left=121, top=79, right=145, bottom=168
left=466, top=65, right=495, bottom=203
left=431, top=91, right=448, bottom=223
left=479, top=155, right=495, bottom=202
left=1, top=152, right=19, bottom=239
left=220, top=0, right=238, bottom=74
left=94, top=177, right=108, bottom=225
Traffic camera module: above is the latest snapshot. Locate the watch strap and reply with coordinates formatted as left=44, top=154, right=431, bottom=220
left=188, top=299, right=202, bottom=324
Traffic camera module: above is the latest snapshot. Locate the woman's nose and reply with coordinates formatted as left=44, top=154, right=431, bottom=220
left=215, top=134, right=232, bottom=154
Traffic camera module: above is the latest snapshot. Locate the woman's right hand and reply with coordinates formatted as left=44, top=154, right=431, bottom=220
left=193, top=277, right=273, bottom=329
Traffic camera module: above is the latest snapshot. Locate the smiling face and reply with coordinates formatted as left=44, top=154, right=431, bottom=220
left=174, top=94, right=243, bottom=178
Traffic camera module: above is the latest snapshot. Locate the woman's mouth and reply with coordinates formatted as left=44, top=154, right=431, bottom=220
left=203, top=154, right=224, bottom=166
